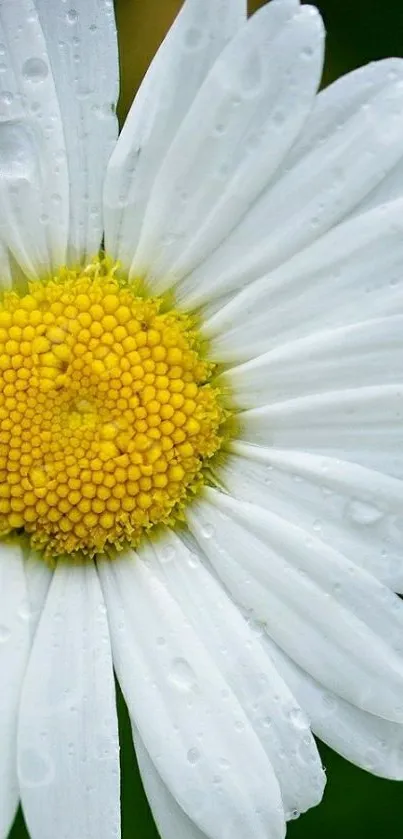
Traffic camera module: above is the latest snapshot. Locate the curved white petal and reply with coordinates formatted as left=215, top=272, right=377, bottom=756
left=144, top=529, right=325, bottom=818
left=135, top=730, right=208, bottom=839
left=181, top=62, right=403, bottom=308
left=0, top=0, right=69, bottom=278
left=104, top=0, right=247, bottom=269
left=24, top=550, right=53, bottom=639
left=35, top=0, right=119, bottom=263
left=218, top=444, right=403, bottom=593
left=0, top=545, right=30, bottom=839
left=99, top=553, right=285, bottom=839
left=239, top=384, right=403, bottom=479
left=204, top=196, right=403, bottom=362
left=220, top=316, right=403, bottom=406
left=265, top=636, right=403, bottom=781
left=18, top=562, right=120, bottom=839
left=281, top=58, right=403, bottom=173
left=287, top=57, right=403, bottom=219
left=188, top=489, right=403, bottom=723
left=132, top=4, right=324, bottom=290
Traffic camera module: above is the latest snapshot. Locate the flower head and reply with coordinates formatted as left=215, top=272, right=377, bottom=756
left=1, top=1, right=403, bottom=839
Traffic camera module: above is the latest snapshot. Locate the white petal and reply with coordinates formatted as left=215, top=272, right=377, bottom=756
left=99, top=553, right=285, bottom=839
left=281, top=58, right=403, bottom=173
left=0, top=545, right=31, bottom=839
left=35, top=0, right=119, bottom=263
left=221, top=316, right=403, bottom=405
left=204, top=198, right=403, bottom=362
left=287, top=57, right=403, bottom=219
left=24, top=550, right=53, bottom=639
left=265, top=636, right=403, bottom=781
left=239, top=384, right=403, bottom=478
left=18, top=562, right=120, bottom=839
left=182, top=63, right=403, bottom=308
left=188, top=489, right=403, bottom=723
left=104, top=0, right=247, bottom=269
left=132, top=4, right=324, bottom=290
left=135, top=730, right=208, bottom=839
left=145, top=530, right=325, bottom=818
left=0, top=0, right=69, bottom=278
left=219, top=443, right=403, bottom=592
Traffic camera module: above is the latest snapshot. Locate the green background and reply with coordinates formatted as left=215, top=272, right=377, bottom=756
left=10, top=1, right=403, bottom=837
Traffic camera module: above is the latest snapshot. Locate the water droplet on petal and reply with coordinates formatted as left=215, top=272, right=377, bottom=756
left=22, top=57, right=49, bottom=83
left=201, top=522, right=214, bottom=539
left=160, top=544, right=175, bottom=563
left=168, top=657, right=197, bottom=692
left=66, top=9, right=79, bottom=24
left=18, top=748, right=54, bottom=787
left=184, top=27, right=204, bottom=50
left=187, top=747, right=201, bottom=764
left=346, top=499, right=384, bottom=526
left=187, top=552, right=200, bottom=569
left=288, top=707, right=309, bottom=730
left=0, top=624, right=10, bottom=642
left=0, top=91, right=13, bottom=107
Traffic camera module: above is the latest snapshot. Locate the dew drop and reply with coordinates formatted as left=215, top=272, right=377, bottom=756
left=184, top=27, right=204, bottom=50
left=187, top=747, right=201, bottom=765
left=168, top=657, right=197, bottom=692
left=18, top=600, right=32, bottom=622
left=0, top=624, right=10, bottom=642
left=18, top=748, right=54, bottom=787
left=66, top=8, right=79, bottom=24
left=219, top=757, right=230, bottom=770
left=0, top=91, right=13, bottom=107
left=201, top=522, right=215, bottom=539
left=288, top=707, right=309, bottom=730
left=22, top=57, right=49, bottom=83
left=214, top=122, right=227, bottom=137
left=187, top=551, right=200, bottom=569
left=302, top=44, right=315, bottom=58
left=160, top=544, right=175, bottom=564
left=346, top=499, right=384, bottom=526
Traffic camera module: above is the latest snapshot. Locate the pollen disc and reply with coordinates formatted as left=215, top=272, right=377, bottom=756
left=0, top=261, right=225, bottom=559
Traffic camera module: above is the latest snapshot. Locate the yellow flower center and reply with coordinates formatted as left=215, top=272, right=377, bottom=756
left=0, top=260, right=225, bottom=560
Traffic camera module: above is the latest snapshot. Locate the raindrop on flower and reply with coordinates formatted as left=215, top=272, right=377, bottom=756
left=168, top=657, right=197, bottom=692
left=22, top=57, right=49, bottom=83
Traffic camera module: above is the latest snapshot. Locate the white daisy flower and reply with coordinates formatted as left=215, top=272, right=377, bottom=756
left=1, top=0, right=403, bottom=837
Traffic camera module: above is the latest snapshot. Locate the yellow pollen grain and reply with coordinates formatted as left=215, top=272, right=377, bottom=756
left=0, top=259, right=225, bottom=559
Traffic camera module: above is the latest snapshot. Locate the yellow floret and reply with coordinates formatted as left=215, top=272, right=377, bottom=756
left=0, top=259, right=226, bottom=560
